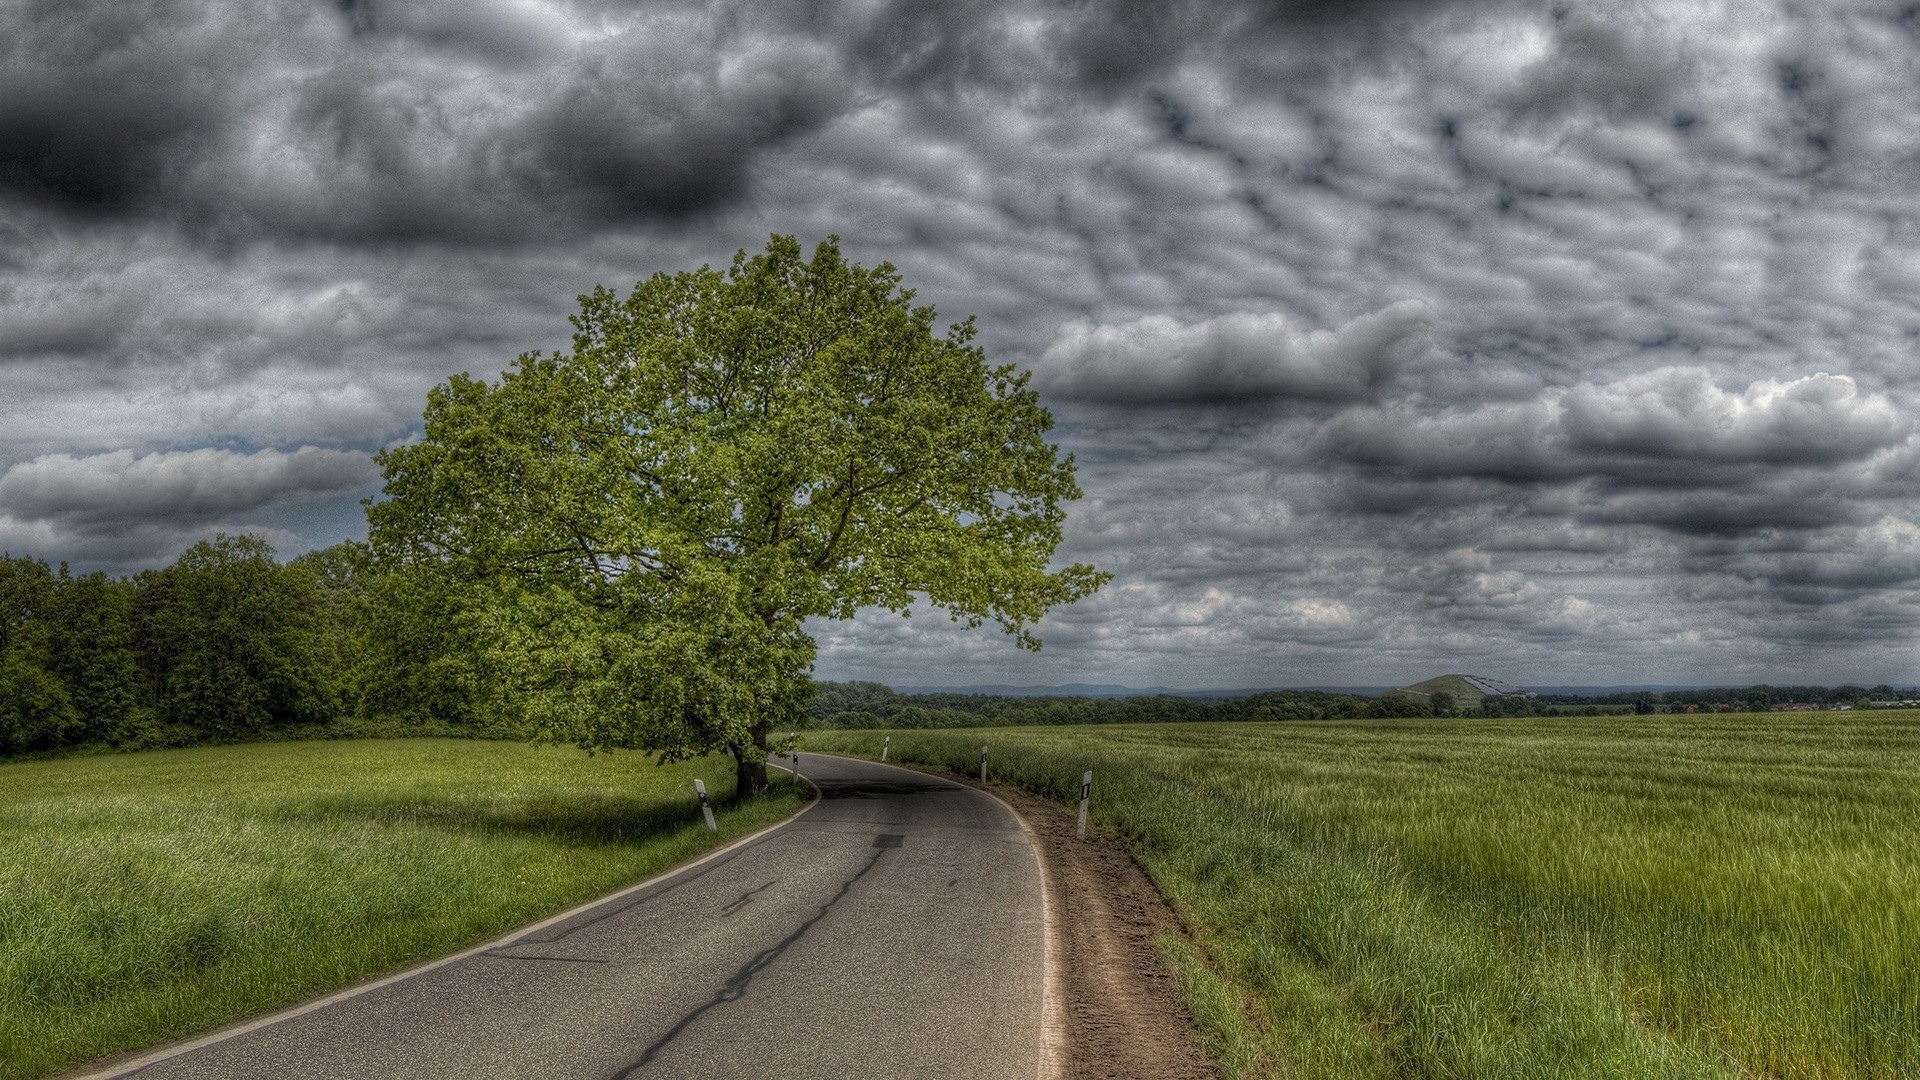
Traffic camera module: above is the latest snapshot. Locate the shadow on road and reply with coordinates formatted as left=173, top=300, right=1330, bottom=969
left=812, top=778, right=952, bottom=800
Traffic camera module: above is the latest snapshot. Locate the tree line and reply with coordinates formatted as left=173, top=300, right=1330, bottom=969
left=0, top=535, right=485, bottom=757
left=803, top=681, right=1598, bottom=727
left=805, top=682, right=1913, bottom=729
left=1534, top=685, right=1905, bottom=710
left=1, top=537, right=1894, bottom=761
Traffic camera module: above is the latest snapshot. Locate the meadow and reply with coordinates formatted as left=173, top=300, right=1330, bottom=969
left=0, top=738, right=804, bottom=1080
left=807, top=714, right=1920, bottom=1078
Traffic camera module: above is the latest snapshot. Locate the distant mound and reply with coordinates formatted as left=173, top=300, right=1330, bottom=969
left=1399, top=674, right=1535, bottom=704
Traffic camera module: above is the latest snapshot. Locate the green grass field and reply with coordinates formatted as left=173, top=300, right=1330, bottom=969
left=806, top=715, right=1920, bottom=1078
left=0, top=738, right=805, bottom=1080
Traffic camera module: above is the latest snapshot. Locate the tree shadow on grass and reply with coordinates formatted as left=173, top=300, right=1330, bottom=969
left=272, top=792, right=724, bottom=847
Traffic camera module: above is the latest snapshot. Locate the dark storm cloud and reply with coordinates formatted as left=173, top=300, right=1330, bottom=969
left=0, top=73, right=214, bottom=219
left=0, top=447, right=373, bottom=573
left=0, top=1, right=856, bottom=245
left=10, top=0, right=1920, bottom=684
left=0, top=287, right=138, bottom=359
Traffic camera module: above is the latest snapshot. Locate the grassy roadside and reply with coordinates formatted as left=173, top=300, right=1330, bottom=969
left=0, top=738, right=806, bottom=1080
left=805, top=716, right=1920, bottom=1078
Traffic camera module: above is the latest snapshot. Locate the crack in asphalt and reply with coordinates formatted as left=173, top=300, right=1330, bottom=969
left=612, top=846, right=889, bottom=1077
left=721, top=880, right=776, bottom=916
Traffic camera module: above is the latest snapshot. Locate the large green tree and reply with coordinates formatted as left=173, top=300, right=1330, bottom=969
left=370, top=236, right=1107, bottom=792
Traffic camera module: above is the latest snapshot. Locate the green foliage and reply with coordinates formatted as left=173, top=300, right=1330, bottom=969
left=1357, top=691, right=1429, bottom=718
left=0, top=556, right=57, bottom=657
left=138, top=535, right=327, bottom=736
left=288, top=542, right=371, bottom=720
left=812, top=715, right=1920, bottom=1077
left=42, top=567, right=142, bottom=744
left=0, top=534, right=529, bottom=759
left=0, top=636, right=81, bottom=754
left=369, top=235, right=1105, bottom=784
left=352, top=559, right=488, bottom=729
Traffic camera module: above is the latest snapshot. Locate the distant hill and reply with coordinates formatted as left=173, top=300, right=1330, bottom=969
left=1400, top=674, right=1487, bottom=704
left=1399, top=674, right=1535, bottom=704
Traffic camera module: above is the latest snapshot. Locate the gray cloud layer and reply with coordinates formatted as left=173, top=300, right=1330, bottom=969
left=6, top=0, right=1920, bottom=684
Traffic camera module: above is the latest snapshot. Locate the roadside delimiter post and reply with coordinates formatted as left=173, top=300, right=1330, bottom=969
left=980, top=745, right=988, bottom=783
left=694, top=779, right=716, bottom=831
left=1077, top=771, right=1092, bottom=839
left=882, top=734, right=890, bottom=762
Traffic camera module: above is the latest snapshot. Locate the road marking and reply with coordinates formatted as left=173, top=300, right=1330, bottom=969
left=65, top=775, right=823, bottom=1080
left=984, top=781, right=1070, bottom=1080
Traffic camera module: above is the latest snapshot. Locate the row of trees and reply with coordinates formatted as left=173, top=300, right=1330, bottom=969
left=805, top=682, right=1616, bottom=727
left=0, top=536, right=482, bottom=756
left=0, top=538, right=1887, bottom=759
left=808, top=681, right=1920, bottom=728
left=1535, top=685, right=1907, bottom=710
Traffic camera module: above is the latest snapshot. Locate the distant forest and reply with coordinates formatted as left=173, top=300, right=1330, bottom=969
left=0, top=537, right=1905, bottom=758
left=806, top=681, right=1913, bottom=727
left=0, top=536, right=481, bottom=757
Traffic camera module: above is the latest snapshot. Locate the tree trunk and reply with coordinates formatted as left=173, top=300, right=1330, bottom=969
left=733, top=721, right=770, bottom=797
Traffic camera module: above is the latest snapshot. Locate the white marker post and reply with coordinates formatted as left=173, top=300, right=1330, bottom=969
left=1076, top=770, right=1092, bottom=839
left=882, top=735, right=890, bottom=762
left=694, top=779, right=716, bottom=831
left=791, top=750, right=801, bottom=778
left=980, top=745, right=988, bottom=783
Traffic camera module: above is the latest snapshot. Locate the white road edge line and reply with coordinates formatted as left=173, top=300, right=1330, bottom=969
left=804, top=752, right=1068, bottom=1080
left=994, top=782, right=1071, bottom=1080
left=65, top=770, right=824, bottom=1080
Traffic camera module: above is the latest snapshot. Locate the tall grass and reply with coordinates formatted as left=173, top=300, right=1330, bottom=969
left=807, top=715, right=1920, bottom=1078
left=0, top=738, right=804, bottom=1080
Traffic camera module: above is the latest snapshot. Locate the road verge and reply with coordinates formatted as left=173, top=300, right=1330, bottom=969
left=862, top=756, right=1219, bottom=1079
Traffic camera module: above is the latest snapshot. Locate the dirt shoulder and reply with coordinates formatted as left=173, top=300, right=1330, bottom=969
left=891, top=762, right=1219, bottom=1079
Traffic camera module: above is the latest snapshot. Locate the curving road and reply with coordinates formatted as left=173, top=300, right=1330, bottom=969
left=79, top=755, right=1049, bottom=1080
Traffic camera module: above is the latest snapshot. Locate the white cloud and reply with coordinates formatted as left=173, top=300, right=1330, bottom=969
left=0, top=447, right=377, bottom=533
left=1036, top=300, right=1435, bottom=405
left=1560, top=369, right=1905, bottom=465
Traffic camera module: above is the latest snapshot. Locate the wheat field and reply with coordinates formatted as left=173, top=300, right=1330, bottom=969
left=808, top=715, right=1920, bottom=1078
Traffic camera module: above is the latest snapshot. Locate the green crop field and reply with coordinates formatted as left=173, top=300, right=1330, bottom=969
left=0, top=739, right=805, bottom=1080
left=806, top=715, right=1920, bottom=1078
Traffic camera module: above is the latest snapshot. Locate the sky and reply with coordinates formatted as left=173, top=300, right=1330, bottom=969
left=5, top=0, right=1920, bottom=689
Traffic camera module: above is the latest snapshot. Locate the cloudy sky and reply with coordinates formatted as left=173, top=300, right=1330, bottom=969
left=7, top=0, right=1920, bottom=688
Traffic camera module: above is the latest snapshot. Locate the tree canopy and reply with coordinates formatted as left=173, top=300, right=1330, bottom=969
left=368, top=236, right=1107, bottom=790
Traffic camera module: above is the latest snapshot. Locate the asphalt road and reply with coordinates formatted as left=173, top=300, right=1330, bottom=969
left=88, top=755, right=1049, bottom=1080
